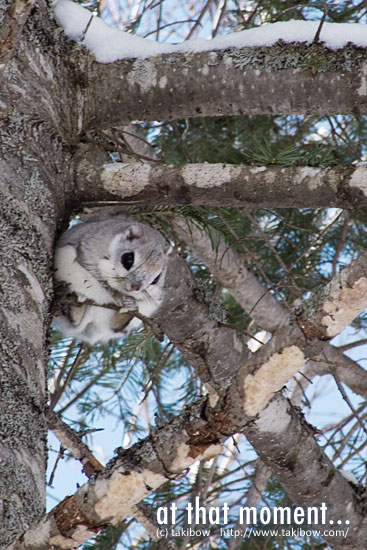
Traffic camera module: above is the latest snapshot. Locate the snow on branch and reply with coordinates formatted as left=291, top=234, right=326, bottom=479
left=76, top=160, right=367, bottom=209
left=53, top=1, right=367, bottom=125
left=54, top=0, right=367, bottom=63
left=81, top=47, right=367, bottom=124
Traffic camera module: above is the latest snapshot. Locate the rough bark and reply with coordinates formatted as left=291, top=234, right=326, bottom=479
left=173, top=217, right=367, bottom=400
left=0, top=3, right=76, bottom=546
left=9, top=399, right=224, bottom=550
left=64, top=40, right=367, bottom=130
left=9, top=376, right=367, bottom=550
left=151, top=253, right=250, bottom=396
left=76, top=160, right=367, bottom=209
left=245, top=396, right=362, bottom=550
left=171, top=216, right=287, bottom=333
left=0, top=0, right=36, bottom=79
left=9, top=241, right=367, bottom=549
left=155, top=248, right=367, bottom=415
left=145, top=248, right=367, bottom=550
left=11, top=396, right=367, bottom=550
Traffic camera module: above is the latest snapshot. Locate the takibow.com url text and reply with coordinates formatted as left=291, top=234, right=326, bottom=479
left=157, top=526, right=350, bottom=539
left=221, top=527, right=350, bottom=539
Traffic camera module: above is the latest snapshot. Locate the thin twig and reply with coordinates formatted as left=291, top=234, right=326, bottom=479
left=313, top=2, right=329, bottom=44
left=185, top=0, right=213, bottom=40
left=332, top=211, right=350, bottom=277
left=332, top=413, right=367, bottom=461
left=337, top=338, right=367, bottom=352
left=48, top=445, right=65, bottom=486
left=50, top=344, right=85, bottom=410
left=80, top=14, right=94, bottom=42
left=243, top=208, right=301, bottom=295
left=144, top=19, right=196, bottom=38
left=288, top=209, right=344, bottom=275
left=212, top=0, right=227, bottom=37
left=47, top=410, right=104, bottom=478
left=333, top=374, right=367, bottom=437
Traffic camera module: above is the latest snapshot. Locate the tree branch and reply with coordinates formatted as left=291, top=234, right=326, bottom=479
left=228, top=461, right=271, bottom=550
left=46, top=410, right=104, bottom=478
left=244, top=395, right=361, bottom=550
left=173, top=217, right=367, bottom=400
left=9, top=399, right=224, bottom=550
left=0, top=0, right=35, bottom=80
left=11, top=395, right=366, bottom=550
left=75, top=157, right=367, bottom=209
left=71, top=41, right=367, bottom=128
left=11, top=244, right=367, bottom=549
left=172, top=216, right=286, bottom=332
left=290, top=345, right=367, bottom=403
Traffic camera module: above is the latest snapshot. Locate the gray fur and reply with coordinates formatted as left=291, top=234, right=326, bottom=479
left=53, top=216, right=171, bottom=344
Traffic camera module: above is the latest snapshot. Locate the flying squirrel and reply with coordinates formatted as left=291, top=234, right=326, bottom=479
left=53, top=210, right=171, bottom=344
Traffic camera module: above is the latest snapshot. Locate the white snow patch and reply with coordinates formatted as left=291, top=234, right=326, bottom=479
left=349, top=165, right=367, bottom=197
left=357, top=63, right=367, bottom=96
left=182, top=164, right=232, bottom=188
left=17, top=264, right=45, bottom=306
left=101, top=162, right=152, bottom=196
left=250, top=166, right=266, bottom=174
left=255, top=395, right=291, bottom=434
left=54, top=0, right=367, bottom=64
left=297, top=166, right=322, bottom=190
left=126, top=60, right=157, bottom=92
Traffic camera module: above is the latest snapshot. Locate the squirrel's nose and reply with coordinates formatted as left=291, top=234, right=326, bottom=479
left=130, top=282, right=141, bottom=291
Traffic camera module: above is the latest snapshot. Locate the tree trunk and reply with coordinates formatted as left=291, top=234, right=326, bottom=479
left=0, top=2, right=74, bottom=544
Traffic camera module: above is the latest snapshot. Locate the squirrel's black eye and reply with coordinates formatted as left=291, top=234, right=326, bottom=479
left=151, top=273, right=161, bottom=285
left=121, top=252, right=134, bottom=271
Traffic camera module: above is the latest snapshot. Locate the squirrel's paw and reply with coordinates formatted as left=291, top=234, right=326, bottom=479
left=118, top=295, right=137, bottom=312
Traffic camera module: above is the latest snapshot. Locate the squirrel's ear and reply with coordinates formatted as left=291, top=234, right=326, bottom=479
left=124, top=224, right=144, bottom=241
left=164, top=242, right=173, bottom=255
